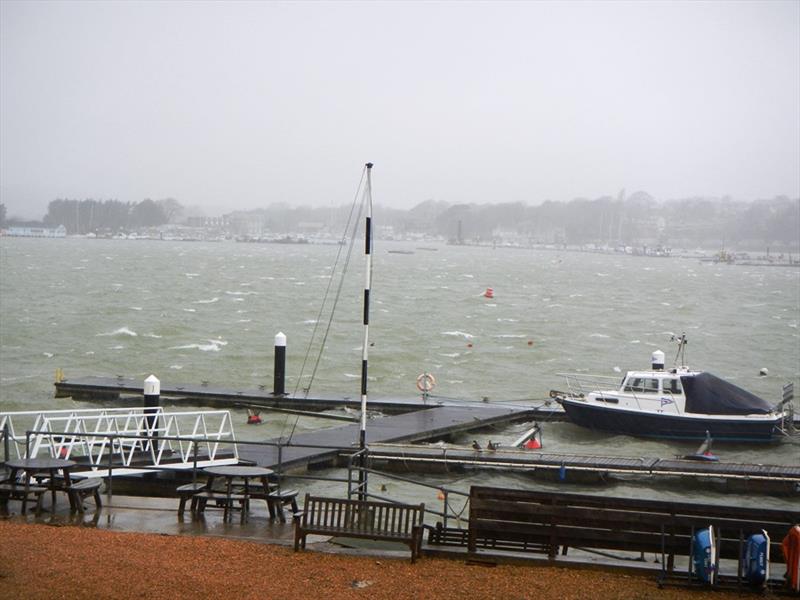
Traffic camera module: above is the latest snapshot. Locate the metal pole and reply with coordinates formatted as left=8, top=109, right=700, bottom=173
left=358, top=162, right=374, bottom=501
left=192, top=440, right=198, bottom=486
left=3, top=422, right=9, bottom=461
left=107, top=435, right=114, bottom=499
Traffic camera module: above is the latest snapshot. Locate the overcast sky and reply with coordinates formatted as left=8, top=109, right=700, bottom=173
left=1, top=1, right=798, bottom=219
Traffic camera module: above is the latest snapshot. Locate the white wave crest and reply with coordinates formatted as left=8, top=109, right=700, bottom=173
left=194, top=297, right=220, bottom=304
left=589, top=333, right=610, bottom=338
left=442, top=331, right=475, bottom=339
left=97, top=327, right=138, bottom=337
left=225, top=290, right=258, bottom=296
left=170, top=339, right=228, bottom=352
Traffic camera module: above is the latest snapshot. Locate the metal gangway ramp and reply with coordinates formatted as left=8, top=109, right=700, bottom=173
left=0, top=407, right=239, bottom=476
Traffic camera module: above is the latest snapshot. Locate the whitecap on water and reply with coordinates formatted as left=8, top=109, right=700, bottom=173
left=493, top=334, right=525, bottom=338
left=183, top=308, right=197, bottom=313
left=169, top=365, right=183, bottom=370
left=43, top=352, right=54, bottom=358
left=630, top=340, right=640, bottom=344
left=497, top=318, right=519, bottom=323
left=97, top=327, right=138, bottom=337
left=589, top=333, right=610, bottom=338
left=130, top=306, right=143, bottom=311
left=110, top=345, right=125, bottom=350
left=441, top=331, right=475, bottom=339
left=170, top=339, right=227, bottom=352
left=440, top=352, right=460, bottom=358
left=596, top=273, right=609, bottom=277
left=143, top=333, right=162, bottom=338
left=194, top=297, right=220, bottom=304
left=185, top=273, right=199, bottom=278
left=225, top=290, right=258, bottom=296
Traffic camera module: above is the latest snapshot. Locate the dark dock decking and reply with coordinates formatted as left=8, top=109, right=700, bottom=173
left=54, top=375, right=564, bottom=417
left=237, top=404, right=541, bottom=470
left=365, top=444, right=800, bottom=492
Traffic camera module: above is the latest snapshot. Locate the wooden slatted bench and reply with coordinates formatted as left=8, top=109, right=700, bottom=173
left=294, top=494, right=425, bottom=562
left=67, top=478, right=103, bottom=513
left=0, top=482, right=46, bottom=515
left=468, top=486, right=800, bottom=572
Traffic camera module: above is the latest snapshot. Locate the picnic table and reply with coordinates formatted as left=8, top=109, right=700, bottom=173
left=194, top=465, right=274, bottom=523
left=2, top=458, right=77, bottom=514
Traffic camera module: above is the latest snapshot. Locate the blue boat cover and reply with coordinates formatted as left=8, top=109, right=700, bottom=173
left=681, top=373, right=772, bottom=415
left=744, top=532, right=769, bottom=585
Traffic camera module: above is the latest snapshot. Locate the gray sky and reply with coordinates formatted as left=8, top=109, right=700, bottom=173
left=1, top=0, right=798, bottom=219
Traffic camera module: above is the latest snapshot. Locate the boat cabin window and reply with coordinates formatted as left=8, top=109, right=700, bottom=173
left=623, top=377, right=660, bottom=393
left=662, top=378, right=683, bottom=394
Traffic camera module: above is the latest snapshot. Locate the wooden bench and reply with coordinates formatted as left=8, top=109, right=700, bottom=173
left=468, top=486, right=800, bottom=573
left=67, top=478, right=103, bottom=513
left=294, top=494, right=425, bottom=562
left=0, top=482, right=47, bottom=515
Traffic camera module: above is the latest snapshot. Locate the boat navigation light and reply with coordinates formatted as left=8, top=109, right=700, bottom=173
left=651, top=350, right=665, bottom=371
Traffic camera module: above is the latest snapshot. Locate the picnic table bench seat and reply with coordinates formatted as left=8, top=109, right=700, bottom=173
left=0, top=482, right=47, bottom=515
left=176, top=482, right=206, bottom=517
left=67, top=478, right=103, bottom=513
left=294, top=494, right=425, bottom=562
left=192, top=490, right=249, bottom=523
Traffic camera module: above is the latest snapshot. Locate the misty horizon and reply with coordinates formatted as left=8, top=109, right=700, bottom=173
left=2, top=1, right=798, bottom=220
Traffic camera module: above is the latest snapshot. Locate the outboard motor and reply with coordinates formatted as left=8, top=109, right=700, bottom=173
left=651, top=350, right=665, bottom=371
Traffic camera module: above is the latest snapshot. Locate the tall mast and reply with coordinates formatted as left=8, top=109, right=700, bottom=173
left=359, top=162, right=374, bottom=451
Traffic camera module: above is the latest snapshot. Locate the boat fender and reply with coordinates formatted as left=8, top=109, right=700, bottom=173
left=416, top=373, right=437, bottom=393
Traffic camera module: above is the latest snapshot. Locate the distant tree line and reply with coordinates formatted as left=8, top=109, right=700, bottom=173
left=38, top=198, right=182, bottom=235
left=391, top=194, right=799, bottom=250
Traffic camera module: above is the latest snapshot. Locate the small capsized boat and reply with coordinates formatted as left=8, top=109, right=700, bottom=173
left=551, top=334, right=795, bottom=442
left=743, top=529, right=770, bottom=587
left=692, top=525, right=717, bottom=584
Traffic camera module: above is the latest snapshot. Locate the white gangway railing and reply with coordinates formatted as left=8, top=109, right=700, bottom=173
left=0, top=407, right=238, bottom=476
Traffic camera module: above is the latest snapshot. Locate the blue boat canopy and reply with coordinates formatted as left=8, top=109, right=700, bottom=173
left=681, top=372, right=773, bottom=415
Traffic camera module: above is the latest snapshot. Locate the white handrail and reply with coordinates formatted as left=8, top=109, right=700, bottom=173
left=0, top=407, right=238, bottom=472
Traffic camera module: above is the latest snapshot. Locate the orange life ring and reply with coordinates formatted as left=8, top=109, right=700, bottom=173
left=416, top=373, right=436, bottom=393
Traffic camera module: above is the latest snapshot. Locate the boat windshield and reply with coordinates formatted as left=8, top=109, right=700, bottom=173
left=663, top=378, right=683, bottom=394
left=623, top=377, right=660, bottom=393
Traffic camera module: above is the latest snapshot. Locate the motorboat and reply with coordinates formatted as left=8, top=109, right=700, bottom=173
left=552, top=335, right=795, bottom=442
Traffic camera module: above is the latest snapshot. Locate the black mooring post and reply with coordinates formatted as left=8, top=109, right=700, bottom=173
left=273, top=332, right=286, bottom=396
left=143, top=375, right=160, bottom=453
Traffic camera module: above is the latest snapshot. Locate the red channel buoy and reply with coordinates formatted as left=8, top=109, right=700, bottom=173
left=483, top=287, right=494, bottom=298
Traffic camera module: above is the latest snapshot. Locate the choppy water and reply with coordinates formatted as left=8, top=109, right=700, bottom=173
left=1, top=237, right=798, bottom=507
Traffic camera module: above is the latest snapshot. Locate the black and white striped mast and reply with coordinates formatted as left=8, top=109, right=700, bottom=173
left=358, top=162, right=373, bottom=497
left=359, top=162, right=374, bottom=448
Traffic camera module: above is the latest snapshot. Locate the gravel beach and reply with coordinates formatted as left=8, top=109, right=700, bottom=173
left=0, top=520, right=760, bottom=599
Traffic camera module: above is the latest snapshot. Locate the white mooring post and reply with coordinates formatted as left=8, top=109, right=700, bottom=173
left=274, top=332, right=287, bottom=396
left=143, top=374, right=160, bottom=452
